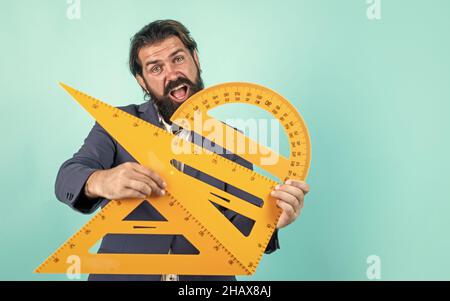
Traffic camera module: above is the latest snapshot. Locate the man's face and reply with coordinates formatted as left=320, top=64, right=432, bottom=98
left=136, top=36, right=204, bottom=123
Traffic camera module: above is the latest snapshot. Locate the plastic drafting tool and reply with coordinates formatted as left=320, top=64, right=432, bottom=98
left=36, top=82, right=311, bottom=275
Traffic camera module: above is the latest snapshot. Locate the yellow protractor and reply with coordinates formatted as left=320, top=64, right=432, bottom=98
left=171, top=82, right=311, bottom=182
left=35, top=82, right=311, bottom=276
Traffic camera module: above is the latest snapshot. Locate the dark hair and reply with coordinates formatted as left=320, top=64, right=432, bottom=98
left=129, top=20, right=198, bottom=77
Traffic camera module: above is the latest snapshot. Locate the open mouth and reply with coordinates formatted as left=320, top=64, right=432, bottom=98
left=168, top=84, right=190, bottom=103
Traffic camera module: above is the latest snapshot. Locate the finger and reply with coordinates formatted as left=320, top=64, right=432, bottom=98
left=120, top=187, right=147, bottom=199
left=132, top=164, right=167, bottom=189
left=131, top=173, right=165, bottom=196
left=271, top=190, right=300, bottom=214
left=128, top=168, right=166, bottom=193
left=126, top=179, right=153, bottom=196
left=276, top=199, right=297, bottom=220
left=274, top=184, right=304, bottom=204
left=285, top=179, right=310, bottom=195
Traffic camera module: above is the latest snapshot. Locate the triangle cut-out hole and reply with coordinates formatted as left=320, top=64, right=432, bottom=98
left=123, top=200, right=167, bottom=221
left=90, top=234, right=200, bottom=255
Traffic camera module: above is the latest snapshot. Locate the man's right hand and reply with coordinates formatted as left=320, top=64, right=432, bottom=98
left=84, top=162, right=167, bottom=200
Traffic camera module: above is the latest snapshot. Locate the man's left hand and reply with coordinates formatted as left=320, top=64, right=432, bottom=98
left=271, top=180, right=310, bottom=229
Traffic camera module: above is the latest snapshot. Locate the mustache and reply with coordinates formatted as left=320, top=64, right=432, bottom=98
left=145, top=69, right=205, bottom=124
left=164, top=77, right=195, bottom=96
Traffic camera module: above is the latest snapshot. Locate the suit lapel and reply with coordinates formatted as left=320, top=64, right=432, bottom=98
left=137, top=101, right=163, bottom=128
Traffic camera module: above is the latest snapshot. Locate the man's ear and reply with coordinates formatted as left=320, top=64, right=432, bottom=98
left=136, top=74, right=147, bottom=92
left=193, top=50, right=201, bottom=71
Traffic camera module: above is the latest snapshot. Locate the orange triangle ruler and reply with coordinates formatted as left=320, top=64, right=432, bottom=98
left=36, top=82, right=311, bottom=275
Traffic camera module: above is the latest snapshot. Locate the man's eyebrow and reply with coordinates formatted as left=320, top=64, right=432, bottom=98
left=170, top=48, right=186, bottom=58
left=144, top=49, right=186, bottom=68
left=145, top=59, right=161, bottom=68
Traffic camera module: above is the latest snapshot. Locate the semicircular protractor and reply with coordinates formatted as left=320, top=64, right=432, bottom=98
left=171, top=82, right=311, bottom=182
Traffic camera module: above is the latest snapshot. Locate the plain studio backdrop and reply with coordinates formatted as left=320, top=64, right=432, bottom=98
left=0, top=0, right=449, bottom=280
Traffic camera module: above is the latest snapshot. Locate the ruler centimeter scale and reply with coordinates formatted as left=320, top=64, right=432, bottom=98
left=35, top=82, right=311, bottom=275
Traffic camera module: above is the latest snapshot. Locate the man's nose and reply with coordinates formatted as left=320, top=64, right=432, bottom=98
left=165, top=64, right=180, bottom=82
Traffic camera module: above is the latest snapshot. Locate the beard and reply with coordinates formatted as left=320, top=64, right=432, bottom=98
left=144, top=69, right=204, bottom=125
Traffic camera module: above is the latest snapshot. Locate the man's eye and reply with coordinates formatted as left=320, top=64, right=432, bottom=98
left=174, top=56, right=184, bottom=63
left=151, top=65, right=161, bottom=74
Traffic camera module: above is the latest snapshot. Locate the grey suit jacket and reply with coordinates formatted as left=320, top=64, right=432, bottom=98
left=55, top=101, right=279, bottom=281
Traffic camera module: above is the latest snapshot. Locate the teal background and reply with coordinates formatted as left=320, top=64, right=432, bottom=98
left=1, top=0, right=449, bottom=280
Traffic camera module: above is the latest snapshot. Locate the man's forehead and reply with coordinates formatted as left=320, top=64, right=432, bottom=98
left=139, top=36, right=187, bottom=63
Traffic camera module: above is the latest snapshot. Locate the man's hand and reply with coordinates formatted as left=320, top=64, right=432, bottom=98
left=84, top=162, right=167, bottom=200
left=271, top=180, right=310, bottom=229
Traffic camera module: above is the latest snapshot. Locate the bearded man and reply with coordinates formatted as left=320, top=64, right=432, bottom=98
left=55, top=20, right=310, bottom=281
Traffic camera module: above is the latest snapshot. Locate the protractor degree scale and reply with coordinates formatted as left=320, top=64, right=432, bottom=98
left=171, top=82, right=311, bottom=182
left=35, top=82, right=311, bottom=276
